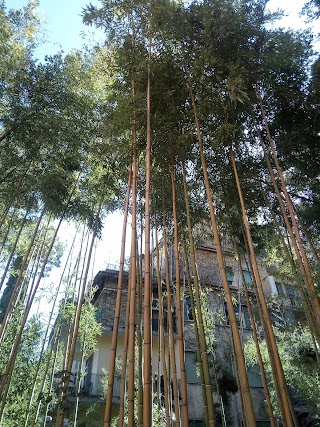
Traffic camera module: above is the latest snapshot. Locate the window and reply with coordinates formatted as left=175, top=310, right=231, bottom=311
left=275, top=282, right=284, bottom=296
left=243, top=270, right=252, bottom=285
left=152, top=298, right=159, bottom=310
left=184, top=296, right=193, bottom=321
left=189, top=421, right=205, bottom=427
left=224, top=303, right=252, bottom=329
left=226, top=266, right=234, bottom=286
left=185, top=352, right=200, bottom=384
left=285, top=284, right=300, bottom=306
left=247, top=365, right=263, bottom=388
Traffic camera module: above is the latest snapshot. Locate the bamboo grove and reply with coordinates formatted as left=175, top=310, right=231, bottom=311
left=0, top=0, right=319, bottom=426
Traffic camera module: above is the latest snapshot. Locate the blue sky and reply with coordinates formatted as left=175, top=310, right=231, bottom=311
left=6, top=0, right=104, bottom=60
left=6, top=0, right=311, bottom=62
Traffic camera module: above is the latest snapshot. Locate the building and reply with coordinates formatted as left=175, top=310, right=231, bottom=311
left=69, top=232, right=307, bottom=427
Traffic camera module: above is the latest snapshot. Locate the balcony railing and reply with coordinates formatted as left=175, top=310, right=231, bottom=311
left=53, top=372, right=121, bottom=399
left=83, top=373, right=121, bottom=398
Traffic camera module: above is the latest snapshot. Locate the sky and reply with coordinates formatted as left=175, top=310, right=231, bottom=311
left=4, top=0, right=318, bottom=301
left=6, top=0, right=315, bottom=62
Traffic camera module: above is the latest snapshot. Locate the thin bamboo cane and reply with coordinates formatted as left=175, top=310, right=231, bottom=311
left=241, top=222, right=288, bottom=427
left=127, top=103, right=138, bottom=427
left=258, top=95, right=316, bottom=274
left=232, top=233, right=276, bottom=427
left=182, top=164, right=215, bottom=426
left=0, top=206, right=17, bottom=255
left=170, top=164, right=189, bottom=426
left=23, top=233, right=74, bottom=427
left=22, top=217, right=51, bottom=306
left=254, top=110, right=320, bottom=326
left=181, top=235, right=209, bottom=427
left=0, top=207, right=45, bottom=343
left=230, top=147, right=293, bottom=426
left=118, top=266, right=132, bottom=427
left=143, top=24, right=152, bottom=426
left=0, top=214, right=64, bottom=403
left=0, top=212, right=28, bottom=291
left=0, top=159, right=33, bottom=231
left=30, top=237, right=77, bottom=427
left=155, top=221, right=171, bottom=427
left=104, top=168, right=132, bottom=426
left=163, top=211, right=181, bottom=426
left=137, top=231, right=144, bottom=427
left=187, top=77, right=256, bottom=426
left=266, top=201, right=320, bottom=347
left=31, top=324, right=61, bottom=427
left=293, top=204, right=320, bottom=267
left=41, top=327, right=61, bottom=427
left=56, top=201, right=102, bottom=427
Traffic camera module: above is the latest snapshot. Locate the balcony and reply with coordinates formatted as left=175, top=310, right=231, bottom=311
left=83, top=373, right=121, bottom=399
left=54, top=372, right=121, bottom=400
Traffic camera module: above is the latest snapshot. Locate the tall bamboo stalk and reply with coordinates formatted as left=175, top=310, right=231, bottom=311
left=253, top=110, right=320, bottom=326
left=182, top=164, right=215, bottom=426
left=171, top=164, right=189, bottom=426
left=230, top=147, right=293, bottom=426
left=137, top=229, right=144, bottom=427
left=187, top=77, right=256, bottom=426
left=23, top=233, right=75, bottom=427
left=0, top=207, right=45, bottom=343
left=30, top=236, right=77, bottom=427
left=163, top=210, right=181, bottom=426
left=127, top=99, right=138, bottom=427
left=155, top=219, right=171, bottom=427
left=56, top=201, right=102, bottom=427
left=104, top=168, right=132, bottom=427
left=182, top=234, right=209, bottom=427
left=0, top=159, right=33, bottom=231
left=232, top=233, right=276, bottom=427
left=266, top=200, right=320, bottom=347
left=143, top=20, right=152, bottom=426
left=293, top=204, right=320, bottom=267
left=0, top=206, right=17, bottom=255
left=118, top=268, right=131, bottom=427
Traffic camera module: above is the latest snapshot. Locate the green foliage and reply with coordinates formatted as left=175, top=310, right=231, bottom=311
left=245, top=325, right=320, bottom=418
left=0, top=316, right=48, bottom=427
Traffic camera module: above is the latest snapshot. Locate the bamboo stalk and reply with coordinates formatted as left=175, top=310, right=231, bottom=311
left=127, top=105, right=138, bottom=427
left=155, top=219, right=171, bottom=427
left=171, top=164, right=189, bottom=426
left=163, top=210, right=181, bottom=426
left=104, top=167, right=132, bottom=426
left=182, top=164, right=215, bottom=426
left=0, top=207, right=45, bottom=343
left=137, top=229, right=144, bottom=427
left=232, top=233, right=276, bottom=427
left=230, top=147, right=293, bottom=426
left=118, top=266, right=131, bottom=427
left=56, top=200, right=102, bottom=427
left=187, top=77, right=256, bottom=426
left=143, top=21, right=153, bottom=426
left=293, top=204, right=320, bottom=267
left=181, top=234, right=209, bottom=427
left=266, top=201, right=320, bottom=346
left=254, top=107, right=320, bottom=326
